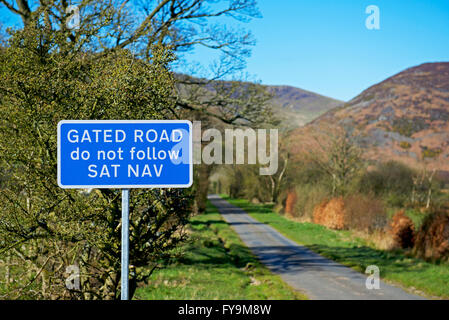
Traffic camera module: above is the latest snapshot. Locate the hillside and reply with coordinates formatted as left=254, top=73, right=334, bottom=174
left=265, top=85, right=342, bottom=127
left=175, top=74, right=342, bottom=128
left=304, top=62, right=449, bottom=171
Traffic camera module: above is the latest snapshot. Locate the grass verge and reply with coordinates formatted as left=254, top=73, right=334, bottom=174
left=134, top=201, right=307, bottom=300
left=221, top=195, right=449, bottom=299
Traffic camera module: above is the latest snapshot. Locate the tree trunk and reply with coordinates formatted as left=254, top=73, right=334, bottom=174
left=102, top=269, right=119, bottom=300
left=5, top=253, right=10, bottom=290
left=426, top=188, right=432, bottom=209
left=425, top=170, right=436, bottom=209
left=269, top=175, right=276, bottom=203
left=129, top=275, right=138, bottom=300
left=195, top=164, right=213, bottom=214
left=41, top=270, right=47, bottom=298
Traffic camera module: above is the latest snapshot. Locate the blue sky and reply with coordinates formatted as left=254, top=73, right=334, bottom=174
left=184, top=0, right=449, bottom=101
left=1, top=1, right=449, bottom=101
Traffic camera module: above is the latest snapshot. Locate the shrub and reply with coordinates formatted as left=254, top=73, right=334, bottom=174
left=390, top=210, right=415, bottom=249
left=344, top=194, right=387, bottom=232
left=385, top=193, right=409, bottom=208
left=422, top=147, right=442, bottom=159
left=312, top=194, right=387, bottom=233
left=291, top=183, right=330, bottom=220
left=399, top=141, right=411, bottom=149
left=0, top=26, right=193, bottom=299
left=313, top=197, right=345, bottom=230
left=391, top=118, right=428, bottom=137
left=358, top=160, right=414, bottom=207
left=284, top=190, right=298, bottom=217
left=413, top=210, right=449, bottom=261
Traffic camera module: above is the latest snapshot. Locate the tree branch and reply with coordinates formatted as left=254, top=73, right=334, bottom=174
left=116, top=0, right=172, bottom=49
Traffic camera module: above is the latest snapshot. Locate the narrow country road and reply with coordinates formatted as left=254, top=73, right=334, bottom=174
left=208, top=195, right=424, bottom=300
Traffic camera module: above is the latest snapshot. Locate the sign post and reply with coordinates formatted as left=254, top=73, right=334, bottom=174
left=57, top=120, right=193, bottom=300
left=121, top=188, right=129, bottom=300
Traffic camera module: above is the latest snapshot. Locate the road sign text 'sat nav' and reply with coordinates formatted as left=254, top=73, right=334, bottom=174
left=57, top=120, right=193, bottom=189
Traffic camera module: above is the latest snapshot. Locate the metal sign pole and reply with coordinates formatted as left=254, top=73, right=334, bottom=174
left=121, top=188, right=129, bottom=300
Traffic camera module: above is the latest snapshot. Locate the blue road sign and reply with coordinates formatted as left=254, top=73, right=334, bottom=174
left=57, top=120, right=192, bottom=188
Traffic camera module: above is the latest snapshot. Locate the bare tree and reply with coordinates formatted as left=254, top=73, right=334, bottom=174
left=268, top=154, right=288, bottom=203
left=412, top=167, right=437, bottom=209
left=1, top=0, right=270, bottom=124
left=304, top=127, right=363, bottom=196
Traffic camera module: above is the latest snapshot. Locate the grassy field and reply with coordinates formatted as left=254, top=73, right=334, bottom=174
left=221, top=196, right=449, bottom=299
left=134, top=201, right=307, bottom=300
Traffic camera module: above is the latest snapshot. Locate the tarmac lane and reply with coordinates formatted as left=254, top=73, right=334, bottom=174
left=208, top=195, right=425, bottom=300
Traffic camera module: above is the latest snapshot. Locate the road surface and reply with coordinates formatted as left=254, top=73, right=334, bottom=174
left=208, top=195, right=424, bottom=300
